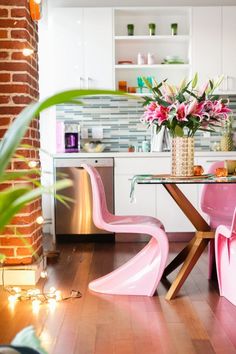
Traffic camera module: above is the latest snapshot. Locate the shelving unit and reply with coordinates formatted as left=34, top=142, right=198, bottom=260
left=113, top=7, right=191, bottom=91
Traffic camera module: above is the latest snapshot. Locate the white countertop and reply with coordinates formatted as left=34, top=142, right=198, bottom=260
left=54, top=151, right=236, bottom=159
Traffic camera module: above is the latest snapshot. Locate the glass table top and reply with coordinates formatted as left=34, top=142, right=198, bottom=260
left=132, top=174, right=236, bottom=185
left=130, top=174, right=236, bottom=202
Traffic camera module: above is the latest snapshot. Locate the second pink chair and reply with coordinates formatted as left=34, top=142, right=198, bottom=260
left=82, top=163, right=169, bottom=296
left=215, top=207, right=236, bottom=306
left=200, top=161, right=236, bottom=278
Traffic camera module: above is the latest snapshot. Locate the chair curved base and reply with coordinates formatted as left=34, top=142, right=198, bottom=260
left=216, top=230, right=236, bottom=306
left=89, top=237, right=168, bottom=296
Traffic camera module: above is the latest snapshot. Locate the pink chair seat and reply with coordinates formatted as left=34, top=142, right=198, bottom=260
left=200, top=161, right=236, bottom=278
left=82, top=163, right=169, bottom=296
left=215, top=208, right=236, bottom=306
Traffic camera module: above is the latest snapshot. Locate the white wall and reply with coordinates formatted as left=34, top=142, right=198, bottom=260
left=48, top=0, right=236, bottom=7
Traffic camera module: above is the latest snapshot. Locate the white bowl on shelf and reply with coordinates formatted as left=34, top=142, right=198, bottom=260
left=83, top=142, right=106, bottom=153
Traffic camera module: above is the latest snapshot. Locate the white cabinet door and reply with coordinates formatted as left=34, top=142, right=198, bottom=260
left=222, top=7, right=236, bottom=92
left=50, top=8, right=84, bottom=92
left=115, top=175, right=156, bottom=217
left=84, top=8, right=113, bottom=89
left=192, top=7, right=222, bottom=86
left=156, top=184, right=198, bottom=232
left=114, top=157, right=197, bottom=232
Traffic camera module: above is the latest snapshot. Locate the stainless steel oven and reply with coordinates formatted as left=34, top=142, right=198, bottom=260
left=54, top=158, right=114, bottom=239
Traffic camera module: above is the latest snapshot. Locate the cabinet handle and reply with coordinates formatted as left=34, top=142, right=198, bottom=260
left=86, top=77, right=92, bottom=89
left=226, top=75, right=229, bottom=92
left=79, top=77, right=84, bottom=89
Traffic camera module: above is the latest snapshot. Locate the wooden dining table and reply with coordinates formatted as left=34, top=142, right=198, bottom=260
left=130, top=173, right=236, bottom=300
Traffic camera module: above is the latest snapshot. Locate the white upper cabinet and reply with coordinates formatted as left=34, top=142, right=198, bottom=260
left=83, top=8, right=113, bottom=89
left=192, top=7, right=222, bottom=87
left=49, top=7, right=113, bottom=93
left=192, top=6, right=236, bottom=92
left=222, top=7, right=236, bottom=92
left=49, top=8, right=84, bottom=92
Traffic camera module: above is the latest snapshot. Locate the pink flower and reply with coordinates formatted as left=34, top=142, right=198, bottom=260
left=212, top=100, right=232, bottom=119
left=175, top=103, right=188, bottom=122
left=153, top=105, right=170, bottom=125
left=142, top=102, right=170, bottom=126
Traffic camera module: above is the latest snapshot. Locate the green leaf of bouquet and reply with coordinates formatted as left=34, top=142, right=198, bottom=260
left=155, top=96, right=170, bottom=107
left=176, top=92, right=186, bottom=103
left=174, top=125, right=184, bottom=137
left=0, top=89, right=132, bottom=177
left=152, top=86, right=162, bottom=96
left=185, top=89, right=198, bottom=100
left=209, top=80, right=214, bottom=90
left=141, top=77, right=153, bottom=90
left=191, top=73, right=198, bottom=89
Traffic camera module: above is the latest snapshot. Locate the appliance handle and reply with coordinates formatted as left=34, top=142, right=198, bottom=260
left=54, top=158, right=114, bottom=168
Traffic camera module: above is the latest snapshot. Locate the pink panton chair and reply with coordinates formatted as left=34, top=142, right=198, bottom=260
left=82, top=163, right=169, bottom=296
left=215, top=207, right=236, bottom=306
left=200, top=161, right=236, bottom=278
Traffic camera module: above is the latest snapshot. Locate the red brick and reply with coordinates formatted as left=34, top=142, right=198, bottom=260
left=16, top=245, right=36, bottom=256
left=0, top=29, right=8, bottom=38
left=0, top=117, right=11, bottom=125
left=4, top=256, right=33, bottom=265
left=0, top=129, right=7, bottom=138
left=1, top=226, right=15, bottom=235
left=0, top=248, right=14, bottom=257
left=0, top=106, right=24, bottom=115
left=16, top=224, right=35, bottom=235
left=11, top=29, right=30, bottom=41
left=11, top=8, right=26, bottom=18
left=0, top=84, right=30, bottom=94
left=0, top=40, right=25, bottom=50
left=0, top=73, right=11, bottom=82
left=0, top=51, right=9, bottom=59
left=0, top=0, right=27, bottom=5
left=0, top=236, right=33, bottom=246
left=0, top=62, right=28, bottom=72
left=0, top=8, right=8, bottom=17
left=12, top=95, right=32, bottom=105
left=0, top=19, right=27, bottom=29
left=0, top=96, right=10, bottom=104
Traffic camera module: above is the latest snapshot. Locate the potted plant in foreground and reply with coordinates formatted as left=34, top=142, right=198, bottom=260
left=141, top=74, right=232, bottom=176
left=0, top=88, right=128, bottom=353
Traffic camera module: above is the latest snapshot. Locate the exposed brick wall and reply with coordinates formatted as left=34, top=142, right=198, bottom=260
left=0, top=0, right=42, bottom=265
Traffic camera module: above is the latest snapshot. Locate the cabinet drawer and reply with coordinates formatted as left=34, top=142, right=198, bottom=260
left=115, top=157, right=170, bottom=175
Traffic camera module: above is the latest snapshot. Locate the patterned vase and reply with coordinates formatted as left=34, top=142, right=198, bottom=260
left=171, top=137, right=194, bottom=176
left=220, top=133, right=234, bottom=151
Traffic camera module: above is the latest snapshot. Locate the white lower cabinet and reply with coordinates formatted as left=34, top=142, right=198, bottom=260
left=114, top=157, right=197, bottom=233
left=156, top=184, right=197, bottom=232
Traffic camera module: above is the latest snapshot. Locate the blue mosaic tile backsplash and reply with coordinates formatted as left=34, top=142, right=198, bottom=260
left=56, top=95, right=236, bottom=152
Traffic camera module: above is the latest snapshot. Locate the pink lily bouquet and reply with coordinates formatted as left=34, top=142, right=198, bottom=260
left=141, top=74, right=232, bottom=137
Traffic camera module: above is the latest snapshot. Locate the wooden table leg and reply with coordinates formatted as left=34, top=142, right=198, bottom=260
left=163, top=236, right=196, bottom=277
left=165, top=236, right=209, bottom=300
left=162, top=183, right=214, bottom=300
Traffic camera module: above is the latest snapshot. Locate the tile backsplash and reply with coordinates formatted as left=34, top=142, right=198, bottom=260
left=56, top=95, right=236, bottom=152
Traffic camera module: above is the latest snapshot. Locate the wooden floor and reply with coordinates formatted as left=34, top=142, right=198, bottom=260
left=1, top=240, right=236, bottom=354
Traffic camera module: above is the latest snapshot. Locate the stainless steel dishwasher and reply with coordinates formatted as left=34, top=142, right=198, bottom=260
left=54, top=158, right=114, bottom=240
